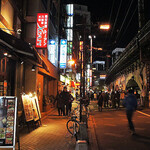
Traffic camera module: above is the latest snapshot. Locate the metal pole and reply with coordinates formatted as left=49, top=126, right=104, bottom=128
left=138, top=0, right=145, bottom=30
left=90, top=37, right=93, bottom=89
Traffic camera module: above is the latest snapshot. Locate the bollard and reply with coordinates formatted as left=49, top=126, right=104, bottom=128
left=75, top=140, right=88, bottom=150
left=76, top=123, right=89, bottom=143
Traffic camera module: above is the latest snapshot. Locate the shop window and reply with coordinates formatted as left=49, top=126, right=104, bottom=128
left=0, top=58, right=6, bottom=73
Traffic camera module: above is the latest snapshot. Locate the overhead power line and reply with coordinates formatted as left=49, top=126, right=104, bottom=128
left=115, top=0, right=134, bottom=43
left=110, top=0, right=123, bottom=38
left=117, top=5, right=138, bottom=45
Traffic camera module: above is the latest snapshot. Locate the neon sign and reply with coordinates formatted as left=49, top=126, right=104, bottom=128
left=36, top=13, right=48, bottom=48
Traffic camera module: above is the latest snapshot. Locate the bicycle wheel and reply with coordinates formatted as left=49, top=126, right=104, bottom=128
left=66, top=119, right=80, bottom=135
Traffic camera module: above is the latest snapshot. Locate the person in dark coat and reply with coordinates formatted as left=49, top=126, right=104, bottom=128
left=123, top=89, right=137, bottom=135
left=60, top=86, right=70, bottom=116
left=68, top=91, right=74, bottom=114
left=98, top=92, right=103, bottom=112
left=54, top=90, right=63, bottom=116
left=111, top=91, right=116, bottom=108
left=103, top=92, right=109, bottom=108
left=116, top=91, right=120, bottom=109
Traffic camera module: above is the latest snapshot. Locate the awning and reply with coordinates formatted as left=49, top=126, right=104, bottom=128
left=0, top=29, right=38, bottom=62
left=38, top=55, right=59, bottom=80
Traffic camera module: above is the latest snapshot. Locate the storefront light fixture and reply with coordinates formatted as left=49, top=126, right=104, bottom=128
left=17, top=29, right=22, bottom=34
left=3, top=52, right=8, bottom=56
left=32, top=65, right=36, bottom=71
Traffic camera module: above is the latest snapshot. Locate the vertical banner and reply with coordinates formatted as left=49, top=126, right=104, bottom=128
left=60, top=39, right=67, bottom=69
left=48, top=40, right=56, bottom=64
left=36, top=13, right=48, bottom=48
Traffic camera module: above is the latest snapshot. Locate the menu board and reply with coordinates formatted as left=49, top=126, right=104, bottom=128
left=22, top=94, right=41, bottom=122
left=0, top=97, right=17, bottom=148
left=31, top=97, right=39, bottom=121
left=33, top=96, right=41, bottom=119
left=22, top=95, right=34, bottom=122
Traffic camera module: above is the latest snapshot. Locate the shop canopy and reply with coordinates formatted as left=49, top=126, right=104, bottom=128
left=0, top=29, right=38, bottom=62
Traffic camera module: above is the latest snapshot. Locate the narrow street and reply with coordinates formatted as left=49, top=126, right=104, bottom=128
left=89, top=101, right=150, bottom=150
left=13, top=109, right=76, bottom=150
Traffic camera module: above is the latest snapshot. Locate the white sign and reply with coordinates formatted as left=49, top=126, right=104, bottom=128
left=48, top=40, right=56, bottom=64
left=60, top=39, right=67, bottom=69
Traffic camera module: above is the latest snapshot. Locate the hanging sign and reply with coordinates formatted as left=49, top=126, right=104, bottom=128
left=48, top=40, right=56, bottom=64
left=60, top=39, right=67, bottom=69
left=36, top=13, right=48, bottom=48
left=0, top=97, right=17, bottom=149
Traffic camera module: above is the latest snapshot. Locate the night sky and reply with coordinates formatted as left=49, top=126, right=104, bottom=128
left=64, top=0, right=150, bottom=60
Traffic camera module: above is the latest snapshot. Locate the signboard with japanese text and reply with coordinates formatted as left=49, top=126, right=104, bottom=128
left=22, top=94, right=41, bottom=122
left=22, top=95, right=34, bottom=122
left=60, top=39, right=67, bottom=69
left=48, top=40, right=56, bottom=64
left=0, top=97, right=17, bottom=149
left=36, top=13, right=48, bottom=48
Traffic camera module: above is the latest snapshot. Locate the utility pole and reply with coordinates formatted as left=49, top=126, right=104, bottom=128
left=138, top=0, right=145, bottom=30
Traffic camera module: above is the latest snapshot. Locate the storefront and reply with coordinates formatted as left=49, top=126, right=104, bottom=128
left=37, top=55, right=59, bottom=112
left=0, top=29, right=40, bottom=111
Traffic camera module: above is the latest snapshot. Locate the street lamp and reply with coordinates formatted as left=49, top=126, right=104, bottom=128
left=68, top=59, right=75, bottom=66
left=99, top=24, right=110, bottom=30
left=88, top=35, right=96, bottom=90
left=89, top=25, right=110, bottom=90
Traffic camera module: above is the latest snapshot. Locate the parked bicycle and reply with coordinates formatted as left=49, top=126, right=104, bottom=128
left=66, top=107, right=80, bottom=139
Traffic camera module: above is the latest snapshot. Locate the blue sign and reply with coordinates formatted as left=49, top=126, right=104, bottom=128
left=49, top=40, right=55, bottom=45
left=60, top=39, right=67, bottom=69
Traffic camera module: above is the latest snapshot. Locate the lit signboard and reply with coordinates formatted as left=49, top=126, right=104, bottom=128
left=67, top=42, right=72, bottom=55
left=66, top=4, right=74, bottom=16
left=66, top=29, right=73, bottom=41
left=48, top=40, right=55, bottom=64
left=60, top=39, right=67, bottom=69
left=79, top=41, right=83, bottom=51
left=36, top=13, right=48, bottom=48
left=100, top=75, right=106, bottom=79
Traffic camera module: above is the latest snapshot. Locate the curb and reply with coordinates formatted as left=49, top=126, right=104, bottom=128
left=88, top=114, right=99, bottom=150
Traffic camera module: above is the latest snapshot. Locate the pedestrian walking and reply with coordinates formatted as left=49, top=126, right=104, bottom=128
left=111, top=91, right=116, bottom=108
left=91, top=92, right=94, bottom=101
left=68, top=91, right=74, bottom=115
left=103, top=92, right=109, bottom=108
left=123, top=89, right=137, bottom=135
left=98, top=92, right=103, bottom=112
left=116, top=91, right=120, bottom=109
left=54, top=90, right=63, bottom=116
left=60, top=86, right=70, bottom=116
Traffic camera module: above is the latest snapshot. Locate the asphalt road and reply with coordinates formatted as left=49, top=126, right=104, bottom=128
left=89, top=101, right=150, bottom=150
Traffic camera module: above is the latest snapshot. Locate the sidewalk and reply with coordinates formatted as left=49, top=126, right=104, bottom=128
left=12, top=109, right=76, bottom=150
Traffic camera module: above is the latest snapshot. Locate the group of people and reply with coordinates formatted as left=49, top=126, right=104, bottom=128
left=97, top=91, right=121, bottom=111
left=97, top=89, right=137, bottom=135
left=54, top=86, right=74, bottom=116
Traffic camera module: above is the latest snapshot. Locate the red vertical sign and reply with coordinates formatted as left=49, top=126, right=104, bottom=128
left=36, top=13, right=48, bottom=48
